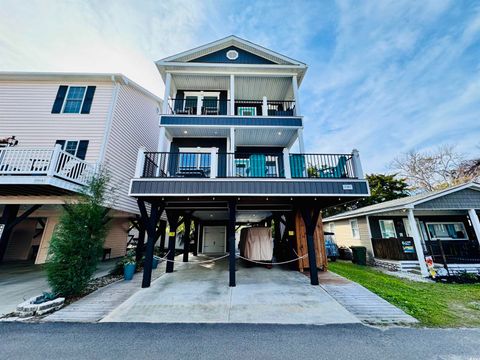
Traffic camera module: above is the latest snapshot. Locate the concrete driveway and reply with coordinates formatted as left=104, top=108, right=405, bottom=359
left=101, top=257, right=360, bottom=325
left=0, top=261, right=116, bottom=317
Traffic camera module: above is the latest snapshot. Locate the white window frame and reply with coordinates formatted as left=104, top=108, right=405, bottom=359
left=58, top=140, right=80, bottom=156
left=62, top=86, right=87, bottom=114
left=379, top=219, right=397, bottom=239
left=425, top=222, right=469, bottom=241
left=350, top=219, right=360, bottom=239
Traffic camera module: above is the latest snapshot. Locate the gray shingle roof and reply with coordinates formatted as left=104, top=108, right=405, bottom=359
left=323, top=181, right=480, bottom=222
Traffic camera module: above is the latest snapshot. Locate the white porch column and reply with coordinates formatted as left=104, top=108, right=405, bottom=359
left=134, top=147, right=146, bottom=178
left=352, top=149, right=365, bottom=179
left=297, top=128, right=305, bottom=154
left=157, top=126, right=166, bottom=152
left=292, top=75, right=300, bottom=115
left=196, top=91, right=203, bottom=115
left=468, top=209, right=480, bottom=246
left=283, top=148, right=291, bottom=178
left=210, top=148, right=218, bottom=178
left=407, top=208, right=429, bottom=277
left=229, top=127, right=235, bottom=153
left=162, top=72, right=171, bottom=114
left=47, top=144, right=62, bottom=176
left=230, top=74, right=235, bottom=116
left=262, top=96, right=268, bottom=116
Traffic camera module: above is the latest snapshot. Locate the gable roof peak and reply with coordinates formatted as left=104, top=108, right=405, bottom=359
left=157, top=35, right=306, bottom=67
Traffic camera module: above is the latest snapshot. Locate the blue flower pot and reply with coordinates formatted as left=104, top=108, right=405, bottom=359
left=152, top=257, right=160, bottom=269
left=124, top=263, right=136, bottom=280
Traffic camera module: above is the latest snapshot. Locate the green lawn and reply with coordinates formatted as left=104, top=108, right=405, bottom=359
left=328, top=261, right=480, bottom=327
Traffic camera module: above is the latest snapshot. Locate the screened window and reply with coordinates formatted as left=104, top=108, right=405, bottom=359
left=350, top=219, right=360, bottom=239
left=379, top=220, right=397, bottom=238
left=64, top=140, right=79, bottom=155
left=426, top=222, right=468, bottom=240
left=63, top=86, right=86, bottom=113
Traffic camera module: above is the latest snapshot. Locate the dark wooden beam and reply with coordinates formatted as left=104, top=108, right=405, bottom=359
left=227, top=199, right=237, bottom=287
left=0, top=204, right=20, bottom=262
left=159, top=220, right=167, bottom=251
left=182, top=215, right=192, bottom=262
left=273, top=215, right=281, bottom=259
left=139, top=200, right=165, bottom=288
left=300, top=206, right=320, bottom=286
left=5, top=204, right=42, bottom=232
left=165, top=211, right=180, bottom=273
left=192, top=220, right=199, bottom=256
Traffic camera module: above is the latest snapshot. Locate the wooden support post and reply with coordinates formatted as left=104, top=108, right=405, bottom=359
left=228, top=199, right=237, bottom=287
left=183, top=215, right=192, bottom=262
left=166, top=211, right=180, bottom=273
left=138, top=200, right=164, bottom=288
left=193, top=221, right=199, bottom=256
left=273, top=215, right=281, bottom=259
left=0, top=204, right=20, bottom=262
left=300, top=206, right=320, bottom=285
left=159, top=220, right=167, bottom=251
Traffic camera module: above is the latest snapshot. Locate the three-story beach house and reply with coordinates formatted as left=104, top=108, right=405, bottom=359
left=0, top=72, right=161, bottom=264
left=129, top=36, right=370, bottom=288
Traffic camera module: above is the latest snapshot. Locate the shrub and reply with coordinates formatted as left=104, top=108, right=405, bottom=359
left=46, top=172, right=112, bottom=297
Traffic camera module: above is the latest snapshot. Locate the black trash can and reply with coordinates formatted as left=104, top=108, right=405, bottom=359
left=350, top=246, right=367, bottom=265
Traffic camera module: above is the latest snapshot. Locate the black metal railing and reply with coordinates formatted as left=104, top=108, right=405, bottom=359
left=142, top=152, right=212, bottom=178
left=141, top=152, right=357, bottom=179
left=221, top=152, right=284, bottom=178
left=167, top=98, right=230, bottom=116
left=289, top=153, right=355, bottom=178
left=165, top=98, right=297, bottom=116
left=266, top=100, right=296, bottom=116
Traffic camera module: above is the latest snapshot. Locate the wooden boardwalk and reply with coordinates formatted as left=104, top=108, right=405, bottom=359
left=44, top=265, right=168, bottom=323
left=318, top=271, right=418, bottom=325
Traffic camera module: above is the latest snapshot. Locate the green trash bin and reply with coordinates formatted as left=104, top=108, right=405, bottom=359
left=350, top=246, right=367, bottom=265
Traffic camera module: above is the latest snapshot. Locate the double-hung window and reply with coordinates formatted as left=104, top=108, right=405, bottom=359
left=51, top=85, right=96, bottom=114
left=350, top=219, right=360, bottom=239
left=63, top=86, right=86, bottom=113
left=55, top=140, right=89, bottom=160
left=426, top=222, right=468, bottom=240
left=379, top=219, right=397, bottom=238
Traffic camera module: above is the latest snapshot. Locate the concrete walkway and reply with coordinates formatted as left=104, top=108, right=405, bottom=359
left=318, top=271, right=418, bottom=325
left=101, top=257, right=359, bottom=325
left=0, top=260, right=116, bottom=317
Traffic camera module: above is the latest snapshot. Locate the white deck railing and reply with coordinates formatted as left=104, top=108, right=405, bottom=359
left=0, top=145, right=96, bottom=186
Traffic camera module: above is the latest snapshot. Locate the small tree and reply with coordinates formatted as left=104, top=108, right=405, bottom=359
left=46, top=172, right=111, bottom=297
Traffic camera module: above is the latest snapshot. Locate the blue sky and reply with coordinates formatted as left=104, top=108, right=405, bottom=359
left=1, top=0, right=479, bottom=173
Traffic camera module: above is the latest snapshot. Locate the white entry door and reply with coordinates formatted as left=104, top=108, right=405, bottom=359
left=203, top=226, right=226, bottom=254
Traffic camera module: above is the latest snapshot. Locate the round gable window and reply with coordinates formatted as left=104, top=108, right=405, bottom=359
left=226, top=50, right=239, bottom=60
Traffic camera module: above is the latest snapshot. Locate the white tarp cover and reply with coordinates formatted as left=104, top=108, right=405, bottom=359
left=240, top=227, right=273, bottom=261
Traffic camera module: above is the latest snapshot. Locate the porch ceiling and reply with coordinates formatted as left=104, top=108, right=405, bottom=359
left=192, top=209, right=272, bottom=223
left=165, top=127, right=298, bottom=147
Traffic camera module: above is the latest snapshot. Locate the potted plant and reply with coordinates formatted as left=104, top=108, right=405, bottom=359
left=122, top=251, right=136, bottom=280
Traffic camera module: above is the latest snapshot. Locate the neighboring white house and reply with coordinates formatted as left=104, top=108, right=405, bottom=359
left=0, top=72, right=161, bottom=264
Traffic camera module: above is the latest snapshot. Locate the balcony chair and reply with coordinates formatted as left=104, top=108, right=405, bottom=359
left=319, top=156, right=348, bottom=178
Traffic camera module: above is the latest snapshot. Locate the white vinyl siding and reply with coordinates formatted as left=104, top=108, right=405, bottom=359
left=0, top=80, right=114, bottom=163
left=103, top=84, right=160, bottom=214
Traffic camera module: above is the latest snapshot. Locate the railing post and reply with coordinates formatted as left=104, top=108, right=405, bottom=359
left=47, top=144, right=62, bottom=177
left=134, top=147, right=146, bottom=178
left=210, top=149, right=218, bottom=178
left=283, top=148, right=291, bottom=178
left=262, top=96, right=268, bottom=116
left=351, top=149, right=364, bottom=179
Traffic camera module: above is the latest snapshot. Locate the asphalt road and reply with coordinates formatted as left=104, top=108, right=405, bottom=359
left=1, top=322, right=479, bottom=359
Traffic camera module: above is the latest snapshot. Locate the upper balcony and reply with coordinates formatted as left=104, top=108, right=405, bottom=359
left=160, top=73, right=303, bottom=128
left=0, top=145, right=96, bottom=195
left=129, top=149, right=370, bottom=198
